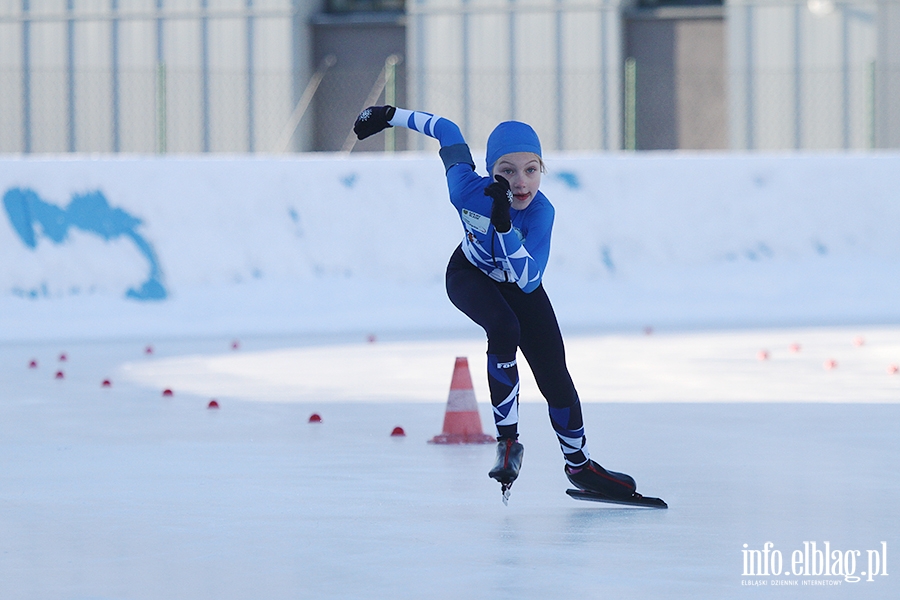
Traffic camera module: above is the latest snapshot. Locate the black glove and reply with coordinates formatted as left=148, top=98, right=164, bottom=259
left=354, top=105, right=396, bottom=140
left=484, top=175, right=513, bottom=233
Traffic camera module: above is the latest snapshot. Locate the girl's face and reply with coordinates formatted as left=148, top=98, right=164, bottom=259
left=491, top=152, right=542, bottom=211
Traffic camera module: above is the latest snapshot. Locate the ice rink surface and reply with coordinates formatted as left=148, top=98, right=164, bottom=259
left=2, top=326, right=899, bottom=599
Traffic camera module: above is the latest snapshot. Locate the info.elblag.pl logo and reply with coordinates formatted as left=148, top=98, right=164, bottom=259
left=742, top=541, right=888, bottom=585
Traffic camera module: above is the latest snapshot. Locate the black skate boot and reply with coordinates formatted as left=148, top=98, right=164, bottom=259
left=565, top=460, right=636, bottom=500
left=489, top=437, right=524, bottom=484
left=490, top=437, right=524, bottom=505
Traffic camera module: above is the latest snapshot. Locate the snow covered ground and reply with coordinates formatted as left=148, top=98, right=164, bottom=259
left=3, top=152, right=900, bottom=341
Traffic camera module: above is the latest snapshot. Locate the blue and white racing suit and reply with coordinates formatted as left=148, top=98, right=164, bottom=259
left=389, top=108, right=590, bottom=466
left=391, top=108, right=552, bottom=293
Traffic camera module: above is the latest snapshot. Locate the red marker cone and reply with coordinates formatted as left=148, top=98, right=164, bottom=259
left=390, top=426, right=406, bottom=437
left=208, top=399, right=220, bottom=409
left=429, top=357, right=495, bottom=444
left=308, top=413, right=322, bottom=423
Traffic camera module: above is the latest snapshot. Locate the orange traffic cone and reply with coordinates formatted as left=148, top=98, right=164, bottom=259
left=429, top=356, right=495, bottom=444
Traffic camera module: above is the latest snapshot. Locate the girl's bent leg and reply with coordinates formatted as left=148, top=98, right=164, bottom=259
left=486, top=352, right=519, bottom=439
left=446, top=252, right=521, bottom=438
left=548, top=400, right=590, bottom=467
left=446, top=252, right=519, bottom=354
left=500, top=284, right=590, bottom=465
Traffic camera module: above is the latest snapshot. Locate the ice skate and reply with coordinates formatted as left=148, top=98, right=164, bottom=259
left=564, top=460, right=636, bottom=500
left=489, top=437, right=524, bottom=483
left=565, top=461, right=667, bottom=508
left=489, top=437, right=523, bottom=504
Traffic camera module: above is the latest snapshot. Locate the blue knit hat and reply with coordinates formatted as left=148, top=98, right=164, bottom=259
left=485, top=121, right=542, bottom=173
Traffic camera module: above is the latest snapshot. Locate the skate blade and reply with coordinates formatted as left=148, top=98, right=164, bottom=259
left=566, top=488, right=667, bottom=509
left=501, top=482, right=513, bottom=505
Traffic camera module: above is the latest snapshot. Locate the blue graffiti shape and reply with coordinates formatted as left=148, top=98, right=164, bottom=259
left=554, top=171, right=581, bottom=189
left=3, top=187, right=167, bottom=301
left=600, top=245, right=615, bottom=273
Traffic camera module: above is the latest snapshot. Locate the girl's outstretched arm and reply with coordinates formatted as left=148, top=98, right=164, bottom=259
left=355, top=105, right=475, bottom=173
left=388, top=108, right=477, bottom=174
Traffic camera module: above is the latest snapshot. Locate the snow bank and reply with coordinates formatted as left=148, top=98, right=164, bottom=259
left=2, top=152, right=899, bottom=342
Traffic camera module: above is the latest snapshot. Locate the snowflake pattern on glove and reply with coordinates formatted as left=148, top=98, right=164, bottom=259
left=359, top=108, right=372, bottom=121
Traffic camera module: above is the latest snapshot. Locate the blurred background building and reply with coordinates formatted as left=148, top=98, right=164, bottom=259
left=0, top=0, right=898, bottom=154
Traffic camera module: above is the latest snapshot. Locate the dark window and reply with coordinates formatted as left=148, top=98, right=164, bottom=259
left=639, top=0, right=722, bottom=6
left=326, top=0, right=405, bottom=12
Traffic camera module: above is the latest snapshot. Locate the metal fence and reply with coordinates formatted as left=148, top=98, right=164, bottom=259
left=737, top=64, right=880, bottom=150
left=0, top=0, right=303, bottom=155
left=1, top=0, right=898, bottom=154
left=1, top=63, right=889, bottom=154
left=0, top=66, right=297, bottom=154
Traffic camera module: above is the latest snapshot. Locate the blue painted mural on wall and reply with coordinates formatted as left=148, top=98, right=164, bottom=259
left=553, top=171, right=581, bottom=189
left=2, top=187, right=167, bottom=300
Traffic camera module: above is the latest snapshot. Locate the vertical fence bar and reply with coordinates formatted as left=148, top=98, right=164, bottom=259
left=157, top=63, right=167, bottom=153
left=67, top=0, right=76, bottom=152
left=157, top=0, right=164, bottom=63
left=792, top=3, right=802, bottom=150
left=22, top=0, right=32, bottom=154
left=745, top=3, right=755, bottom=150
left=111, top=0, right=120, bottom=153
left=415, top=0, right=426, bottom=150
left=624, top=56, right=636, bottom=150
left=599, top=6, right=608, bottom=151
left=867, top=59, right=876, bottom=149
left=508, top=0, right=516, bottom=120
left=246, top=0, right=255, bottom=153
left=201, top=0, right=210, bottom=152
left=385, top=56, right=396, bottom=152
left=555, top=1, right=564, bottom=150
left=841, top=5, right=850, bottom=149
left=461, top=0, right=470, bottom=140
left=156, top=0, right=166, bottom=154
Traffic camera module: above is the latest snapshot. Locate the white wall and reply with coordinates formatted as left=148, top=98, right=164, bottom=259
left=2, top=152, right=899, bottom=342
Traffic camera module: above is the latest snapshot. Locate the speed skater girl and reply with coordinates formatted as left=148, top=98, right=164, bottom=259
left=354, top=105, right=640, bottom=502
